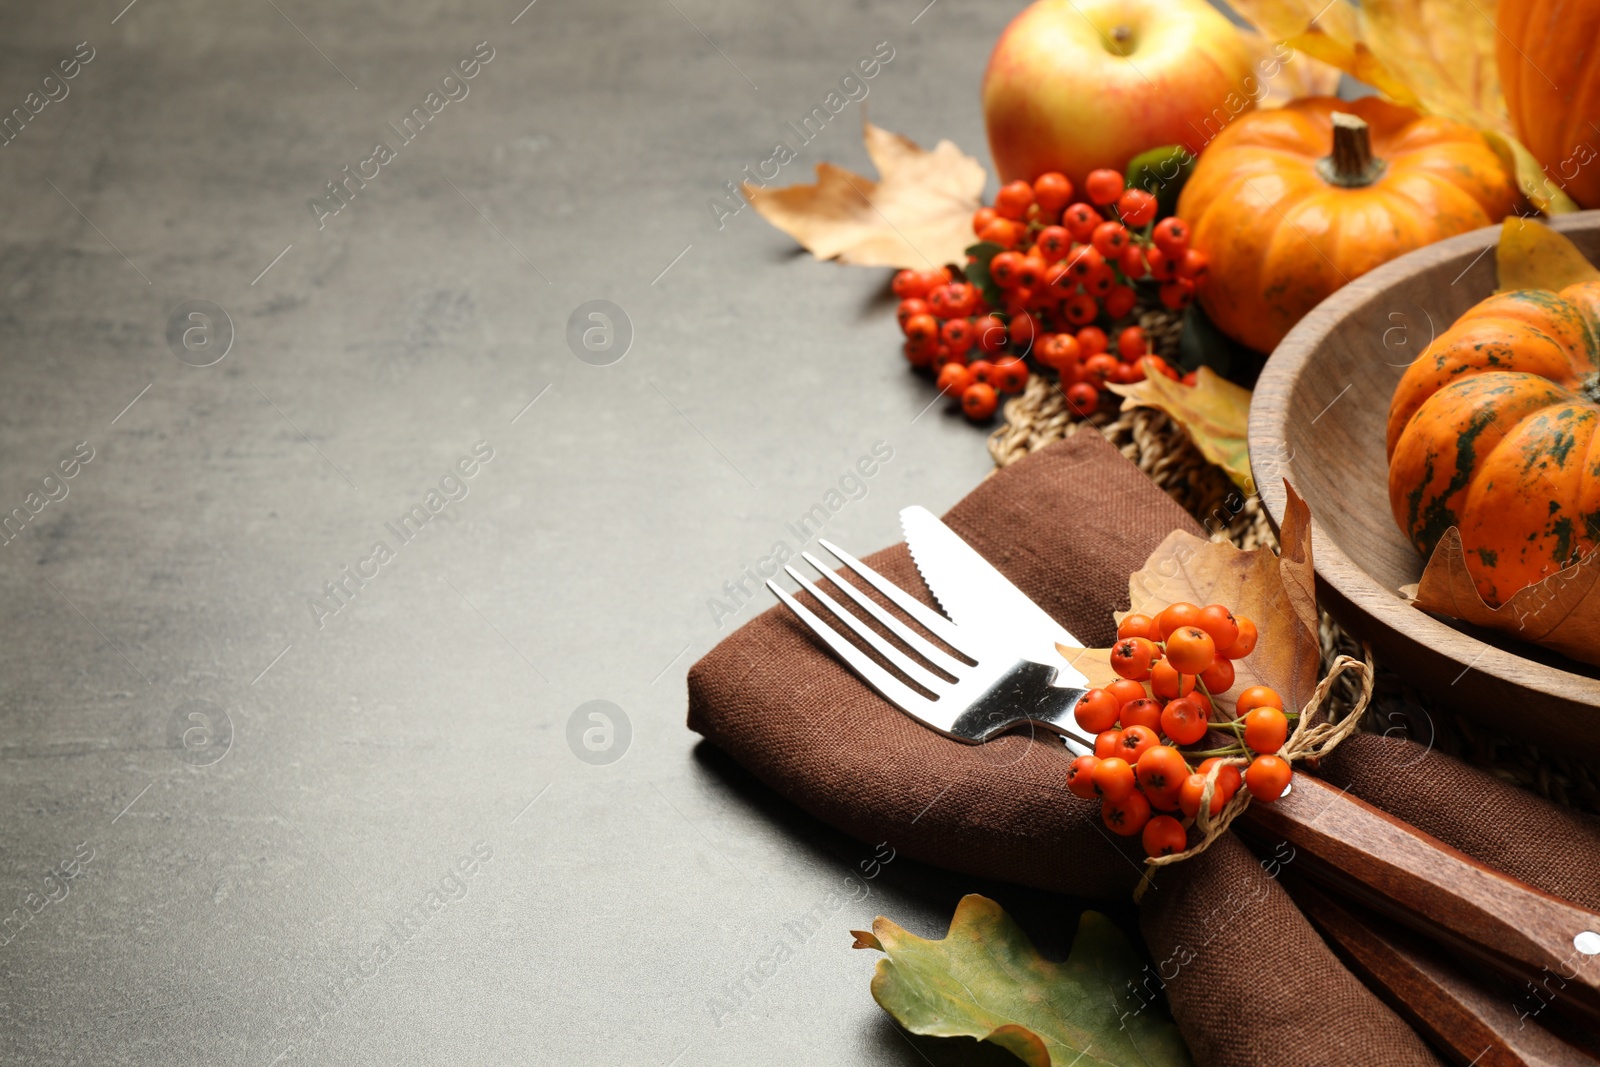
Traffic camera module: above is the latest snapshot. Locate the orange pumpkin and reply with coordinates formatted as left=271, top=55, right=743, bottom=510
left=1387, top=281, right=1600, bottom=606
left=1498, top=0, right=1600, bottom=210
left=1177, top=97, right=1517, bottom=354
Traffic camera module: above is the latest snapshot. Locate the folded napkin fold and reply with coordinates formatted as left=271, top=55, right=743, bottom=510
left=687, top=430, right=1600, bottom=1066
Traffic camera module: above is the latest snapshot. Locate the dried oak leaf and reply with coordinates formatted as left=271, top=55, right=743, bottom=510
left=742, top=119, right=986, bottom=270
left=1496, top=217, right=1600, bottom=293
left=852, top=895, right=1192, bottom=1067
left=1062, top=483, right=1321, bottom=715
left=1109, top=363, right=1255, bottom=497
left=1407, top=528, right=1600, bottom=668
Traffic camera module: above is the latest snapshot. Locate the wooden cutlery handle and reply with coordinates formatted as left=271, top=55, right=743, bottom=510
left=1238, top=773, right=1600, bottom=1026
left=1286, top=877, right=1600, bottom=1065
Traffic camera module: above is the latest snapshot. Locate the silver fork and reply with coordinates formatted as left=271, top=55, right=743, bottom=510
left=766, top=539, right=1095, bottom=756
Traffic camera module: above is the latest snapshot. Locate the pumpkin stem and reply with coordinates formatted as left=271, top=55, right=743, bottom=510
left=1581, top=373, right=1600, bottom=404
left=1317, top=112, right=1387, bottom=188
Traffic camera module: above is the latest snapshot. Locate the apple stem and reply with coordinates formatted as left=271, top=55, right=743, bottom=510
left=1109, top=23, right=1134, bottom=56
left=1318, top=112, right=1387, bottom=187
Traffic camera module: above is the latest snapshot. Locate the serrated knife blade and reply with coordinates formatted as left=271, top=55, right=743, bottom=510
left=899, top=505, right=1087, bottom=687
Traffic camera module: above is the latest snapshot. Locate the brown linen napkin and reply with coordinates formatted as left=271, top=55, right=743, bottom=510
left=688, top=432, right=1445, bottom=1065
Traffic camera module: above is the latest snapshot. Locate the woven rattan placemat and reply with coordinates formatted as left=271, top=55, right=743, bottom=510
left=985, top=330, right=1600, bottom=814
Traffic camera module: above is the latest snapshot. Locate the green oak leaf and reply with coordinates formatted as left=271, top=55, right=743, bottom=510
left=852, top=895, right=1193, bottom=1067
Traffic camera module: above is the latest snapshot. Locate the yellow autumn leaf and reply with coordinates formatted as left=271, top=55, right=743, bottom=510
left=1495, top=217, right=1600, bottom=293
left=1224, top=0, right=1580, bottom=214
left=1109, top=364, right=1255, bottom=496
left=742, top=119, right=986, bottom=271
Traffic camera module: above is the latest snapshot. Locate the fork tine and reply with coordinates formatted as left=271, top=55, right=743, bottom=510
left=800, top=551, right=969, bottom=677
left=815, top=538, right=978, bottom=657
left=782, top=566, right=952, bottom=694
left=766, top=579, right=937, bottom=714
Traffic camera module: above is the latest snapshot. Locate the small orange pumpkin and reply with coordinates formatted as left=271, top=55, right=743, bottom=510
left=1498, top=0, right=1600, bottom=210
left=1387, top=281, right=1600, bottom=606
left=1178, top=97, right=1518, bottom=354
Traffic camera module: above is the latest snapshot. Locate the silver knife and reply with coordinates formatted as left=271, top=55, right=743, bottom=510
left=900, top=505, right=1087, bottom=688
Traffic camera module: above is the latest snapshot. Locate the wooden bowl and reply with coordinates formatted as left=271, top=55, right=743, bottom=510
left=1249, top=211, right=1600, bottom=759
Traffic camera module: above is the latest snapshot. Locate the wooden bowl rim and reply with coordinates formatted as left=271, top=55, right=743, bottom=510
left=1249, top=210, right=1600, bottom=707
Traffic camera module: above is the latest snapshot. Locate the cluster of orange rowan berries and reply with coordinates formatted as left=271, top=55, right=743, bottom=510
left=1063, top=602, right=1295, bottom=860
left=894, top=168, right=1205, bottom=423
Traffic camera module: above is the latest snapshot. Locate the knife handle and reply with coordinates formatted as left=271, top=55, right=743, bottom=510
left=1237, top=774, right=1600, bottom=1026
left=1285, top=877, right=1600, bottom=1065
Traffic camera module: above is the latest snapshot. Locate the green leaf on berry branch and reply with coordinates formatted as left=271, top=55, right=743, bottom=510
left=743, top=119, right=986, bottom=270
left=1110, top=364, right=1255, bottom=496
left=853, top=895, right=1192, bottom=1067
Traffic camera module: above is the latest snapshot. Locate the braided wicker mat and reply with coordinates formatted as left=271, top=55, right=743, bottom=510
left=987, top=340, right=1600, bottom=814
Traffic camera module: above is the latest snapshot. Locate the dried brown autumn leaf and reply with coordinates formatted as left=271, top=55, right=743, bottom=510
left=1496, top=217, right=1600, bottom=293
left=1407, top=528, right=1600, bottom=668
left=1061, top=483, right=1321, bottom=714
left=743, top=119, right=986, bottom=270
left=1109, top=364, right=1255, bottom=496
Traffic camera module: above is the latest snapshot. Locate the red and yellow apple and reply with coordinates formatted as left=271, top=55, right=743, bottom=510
left=983, top=0, right=1260, bottom=188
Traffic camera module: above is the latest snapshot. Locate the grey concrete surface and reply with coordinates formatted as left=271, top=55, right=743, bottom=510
left=0, top=1, right=1120, bottom=1064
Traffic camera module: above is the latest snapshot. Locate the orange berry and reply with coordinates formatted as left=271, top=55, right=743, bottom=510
left=1116, top=188, right=1157, bottom=227
left=1066, top=755, right=1101, bottom=800
left=1221, top=616, right=1258, bottom=659
left=941, top=317, right=975, bottom=354
left=1198, top=657, right=1235, bottom=695
left=1074, top=689, right=1120, bottom=734
left=1062, top=202, right=1100, bottom=241
left=1092, top=756, right=1136, bottom=801
left=1195, top=605, right=1239, bottom=651
left=1076, top=326, right=1108, bottom=356
left=1102, top=790, right=1151, bottom=836
left=1064, top=381, right=1100, bottom=417
left=994, top=179, right=1035, bottom=220
left=1235, top=685, right=1284, bottom=714
left=1116, top=724, right=1159, bottom=763
left=1092, top=221, right=1130, bottom=258
left=892, top=269, right=929, bottom=299
left=1152, top=216, right=1190, bottom=256
left=1063, top=293, right=1099, bottom=326
left=1106, top=679, right=1147, bottom=708
left=971, top=206, right=998, bottom=238
left=1085, top=169, right=1125, bottom=206
left=1116, top=612, right=1160, bottom=641
left=978, top=218, right=1020, bottom=249
left=991, top=251, right=1026, bottom=289
left=1245, top=755, right=1292, bottom=802
left=1094, top=729, right=1123, bottom=759
left=1164, top=626, right=1216, bottom=675
left=1036, top=225, right=1072, bottom=262
left=974, top=315, right=1009, bottom=354
left=1033, top=172, right=1073, bottom=212
left=1110, top=637, right=1158, bottom=681
left=1119, top=697, right=1162, bottom=733
left=1160, top=696, right=1209, bottom=746
left=1156, top=602, right=1203, bottom=640
left=1135, top=745, right=1188, bottom=794
left=1103, top=284, right=1137, bottom=319
left=935, top=362, right=974, bottom=398
left=1116, top=326, right=1147, bottom=362
left=961, top=382, right=998, bottom=420
left=1243, top=707, right=1289, bottom=754
left=993, top=358, right=1030, bottom=394
left=1142, top=814, right=1187, bottom=857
